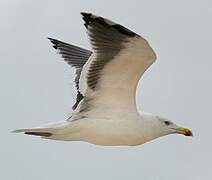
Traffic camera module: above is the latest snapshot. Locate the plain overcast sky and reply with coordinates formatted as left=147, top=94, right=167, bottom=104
left=1, top=0, right=211, bottom=179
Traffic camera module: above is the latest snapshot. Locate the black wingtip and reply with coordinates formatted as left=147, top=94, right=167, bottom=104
left=80, top=12, right=92, bottom=18
left=80, top=12, right=136, bottom=37
left=81, top=12, right=93, bottom=28
left=48, top=37, right=59, bottom=49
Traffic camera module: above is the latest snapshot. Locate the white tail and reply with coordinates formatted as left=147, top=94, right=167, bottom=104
left=12, top=121, right=75, bottom=140
left=12, top=127, right=55, bottom=137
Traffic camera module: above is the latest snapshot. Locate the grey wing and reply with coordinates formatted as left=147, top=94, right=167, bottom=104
left=78, top=12, right=156, bottom=114
left=81, top=12, right=137, bottom=90
left=48, top=38, right=92, bottom=109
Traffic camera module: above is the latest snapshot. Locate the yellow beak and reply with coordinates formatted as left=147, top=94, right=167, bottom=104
left=173, top=127, right=193, bottom=136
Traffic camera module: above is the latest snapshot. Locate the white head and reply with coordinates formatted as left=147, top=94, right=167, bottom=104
left=156, top=116, right=193, bottom=136
left=140, top=113, right=193, bottom=142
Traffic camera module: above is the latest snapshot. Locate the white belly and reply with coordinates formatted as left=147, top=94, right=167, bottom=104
left=71, top=118, right=146, bottom=146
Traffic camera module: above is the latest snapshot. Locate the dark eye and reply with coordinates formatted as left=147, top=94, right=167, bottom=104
left=164, top=121, right=171, bottom=126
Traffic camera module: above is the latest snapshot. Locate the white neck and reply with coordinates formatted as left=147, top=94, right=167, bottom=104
left=137, top=112, right=169, bottom=143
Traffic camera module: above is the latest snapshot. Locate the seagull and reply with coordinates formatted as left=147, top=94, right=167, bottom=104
left=13, top=12, right=193, bottom=146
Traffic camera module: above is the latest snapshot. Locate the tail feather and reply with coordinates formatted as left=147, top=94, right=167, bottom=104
left=12, top=121, right=78, bottom=141
left=12, top=128, right=54, bottom=137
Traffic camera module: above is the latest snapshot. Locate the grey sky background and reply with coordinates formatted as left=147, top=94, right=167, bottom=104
left=1, top=0, right=211, bottom=179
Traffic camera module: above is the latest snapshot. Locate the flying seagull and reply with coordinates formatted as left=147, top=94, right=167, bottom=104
left=13, top=12, right=192, bottom=146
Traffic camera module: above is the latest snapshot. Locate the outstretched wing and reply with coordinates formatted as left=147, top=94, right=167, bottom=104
left=48, top=38, right=92, bottom=109
left=77, top=13, right=157, bottom=117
